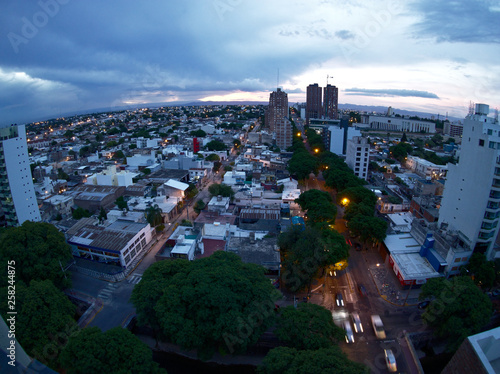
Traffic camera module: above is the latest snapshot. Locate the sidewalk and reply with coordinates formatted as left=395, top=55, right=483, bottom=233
left=368, top=265, right=421, bottom=306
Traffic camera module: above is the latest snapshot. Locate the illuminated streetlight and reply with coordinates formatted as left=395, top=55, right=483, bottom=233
left=314, top=148, right=319, bottom=153
left=341, top=198, right=350, bottom=206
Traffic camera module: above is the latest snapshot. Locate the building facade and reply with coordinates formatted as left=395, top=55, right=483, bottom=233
left=275, top=117, right=292, bottom=150
left=439, top=104, right=500, bottom=260
left=306, top=83, right=322, bottom=125
left=323, top=84, right=339, bottom=120
left=346, top=136, right=370, bottom=180
left=266, top=88, right=288, bottom=131
left=0, top=125, right=41, bottom=226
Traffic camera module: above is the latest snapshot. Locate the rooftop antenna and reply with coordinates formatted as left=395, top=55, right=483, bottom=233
left=326, top=74, right=333, bottom=86
left=277, top=68, right=279, bottom=90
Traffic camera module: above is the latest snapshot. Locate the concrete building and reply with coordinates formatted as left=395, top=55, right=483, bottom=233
left=86, top=165, right=137, bottom=187
left=0, top=124, right=41, bottom=226
left=363, top=114, right=436, bottom=133
left=327, top=125, right=362, bottom=155
left=66, top=218, right=153, bottom=269
left=207, top=195, right=230, bottom=214
left=323, top=84, right=339, bottom=120
left=405, top=156, right=447, bottom=179
left=443, top=120, right=464, bottom=138
left=442, top=327, right=500, bottom=374
left=306, top=83, right=322, bottom=125
left=346, top=136, right=370, bottom=180
left=275, top=117, right=292, bottom=150
left=266, top=88, right=288, bottom=131
left=439, top=104, right=500, bottom=260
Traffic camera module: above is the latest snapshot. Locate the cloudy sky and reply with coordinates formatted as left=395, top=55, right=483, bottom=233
left=1, top=0, right=499, bottom=126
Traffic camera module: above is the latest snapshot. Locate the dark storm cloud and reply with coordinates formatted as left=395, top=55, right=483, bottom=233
left=410, top=0, right=500, bottom=44
left=345, top=88, right=440, bottom=99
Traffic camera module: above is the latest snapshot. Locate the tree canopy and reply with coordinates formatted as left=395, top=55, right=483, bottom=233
left=348, top=215, right=388, bottom=244
left=0, top=221, right=73, bottom=289
left=295, top=189, right=336, bottom=227
left=208, top=183, right=234, bottom=199
left=419, top=276, right=493, bottom=351
left=258, top=346, right=367, bottom=374
left=279, top=227, right=348, bottom=293
left=0, top=280, right=77, bottom=368
left=461, top=252, right=496, bottom=288
left=206, top=139, right=227, bottom=151
left=59, top=327, right=165, bottom=374
left=275, top=303, right=344, bottom=350
left=145, top=204, right=163, bottom=227
left=131, top=251, right=280, bottom=359
left=287, top=150, right=318, bottom=180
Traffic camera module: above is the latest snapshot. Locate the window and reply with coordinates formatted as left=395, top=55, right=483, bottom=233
left=479, top=139, right=485, bottom=146
left=454, top=258, right=460, bottom=263
left=451, top=266, right=458, bottom=271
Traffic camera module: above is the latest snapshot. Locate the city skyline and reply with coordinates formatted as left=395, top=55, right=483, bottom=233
left=1, top=0, right=499, bottom=126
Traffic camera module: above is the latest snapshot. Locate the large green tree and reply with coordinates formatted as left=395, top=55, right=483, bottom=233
left=295, top=189, right=337, bottom=226
left=258, top=346, right=367, bottom=374
left=208, top=183, right=234, bottom=199
left=275, top=303, right=344, bottom=350
left=419, top=276, right=493, bottom=351
left=461, top=252, right=496, bottom=288
left=287, top=150, right=318, bottom=180
left=0, top=280, right=77, bottom=368
left=131, top=251, right=280, bottom=359
left=279, top=227, right=348, bottom=293
left=348, top=215, right=388, bottom=244
left=206, top=139, right=227, bottom=151
left=0, top=222, right=73, bottom=289
left=59, top=327, right=165, bottom=374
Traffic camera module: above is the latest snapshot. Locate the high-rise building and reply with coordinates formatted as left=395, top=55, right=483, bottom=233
left=306, top=83, right=322, bottom=125
left=275, top=117, right=292, bottom=151
left=346, top=136, right=370, bottom=180
left=266, top=88, right=288, bottom=131
left=0, top=125, right=41, bottom=226
left=323, top=84, right=339, bottom=120
left=438, top=104, right=500, bottom=260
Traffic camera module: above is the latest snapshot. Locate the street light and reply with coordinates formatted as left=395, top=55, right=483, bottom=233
left=314, top=148, right=319, bottom=153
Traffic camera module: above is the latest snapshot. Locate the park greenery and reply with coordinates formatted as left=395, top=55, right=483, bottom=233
left=131, top=251, right=280, bottom=360
left=460, top=252, right=497, bottom=289
left=59, top=327, right=165, bottom=374
left=419, top=276, right=493, bottom=352
left=193, top=199, right=206, bottom=214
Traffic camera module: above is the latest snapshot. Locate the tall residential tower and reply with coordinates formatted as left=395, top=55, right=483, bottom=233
left=438, top=104, right=500, bottom=260
left=0, top=125, right=41, bottom=226
left=306, top=83, right=322, bottom=125
left=266, top=88, right=288, bottom=131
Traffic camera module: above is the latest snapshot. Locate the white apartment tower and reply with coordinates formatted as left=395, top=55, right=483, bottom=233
left=346, top=136, right=370, bottom=180
left=439, top=104, right=500, bottom=260
left=0, top=125, right=41, bottom=226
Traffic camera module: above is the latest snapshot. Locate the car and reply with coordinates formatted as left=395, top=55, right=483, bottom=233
left=371, top=315, right=386, bottom=339
left=351, top=312, right=363, bottom=333
left=384, top=349, right=397, bottom=372
left=418, top=300, right=430, bottom=309
left=358, top=284, right=367, bottom=297
left=336, top=292, right=344, bottom=307
left=343, top=320, right=355, bottom=343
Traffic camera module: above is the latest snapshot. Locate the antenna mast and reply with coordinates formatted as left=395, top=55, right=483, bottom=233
left=277, top=68, right=279, bottom=89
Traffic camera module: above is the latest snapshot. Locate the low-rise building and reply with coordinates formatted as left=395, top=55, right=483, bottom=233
left=66, top=218, right=153, bottom=269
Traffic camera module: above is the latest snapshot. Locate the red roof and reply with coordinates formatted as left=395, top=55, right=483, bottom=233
left=198, top=238, right=226, bottom=259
